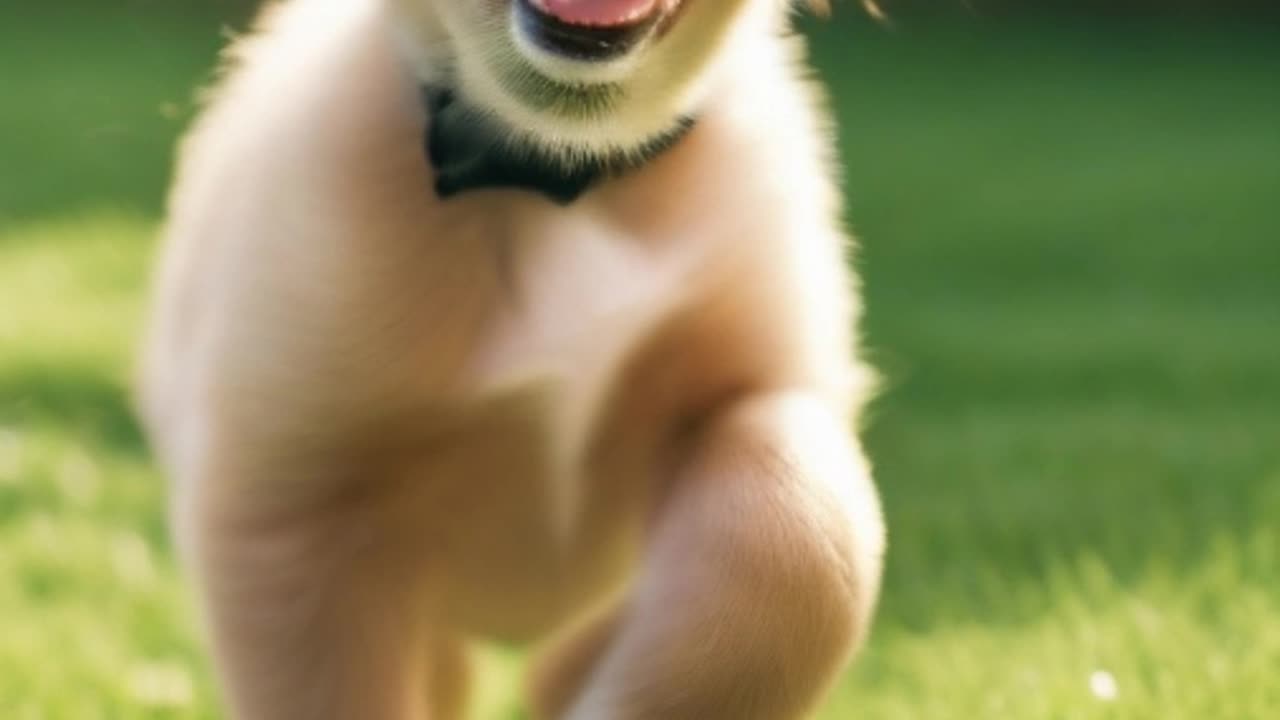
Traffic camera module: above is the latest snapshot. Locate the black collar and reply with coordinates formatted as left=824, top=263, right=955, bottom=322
left=423, top=85, right=695, bottom=205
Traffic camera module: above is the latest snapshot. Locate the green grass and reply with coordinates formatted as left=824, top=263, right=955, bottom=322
left=2, top=4, right=1279, bottom=718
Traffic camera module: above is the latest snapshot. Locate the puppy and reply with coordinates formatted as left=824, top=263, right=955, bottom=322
left=138, top=0, right=885, bottom=717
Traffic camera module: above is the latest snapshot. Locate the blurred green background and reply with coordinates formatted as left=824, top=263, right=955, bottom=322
left=2, top=1, right=1278, bottom=718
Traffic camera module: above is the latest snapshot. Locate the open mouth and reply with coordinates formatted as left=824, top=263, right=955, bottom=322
left=514, top=0, right=676, bottom=62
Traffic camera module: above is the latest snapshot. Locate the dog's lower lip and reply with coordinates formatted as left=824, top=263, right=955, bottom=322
left=515, top=0, right=663, bottom=62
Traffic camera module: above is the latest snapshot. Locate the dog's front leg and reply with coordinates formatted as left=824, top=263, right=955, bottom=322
left=560, top=392, right=885, bottom=720
left=185, top=478, right=461, bottom=720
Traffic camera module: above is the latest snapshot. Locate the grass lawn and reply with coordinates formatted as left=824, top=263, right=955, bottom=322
left=2, top=4, right=1279, bottom=718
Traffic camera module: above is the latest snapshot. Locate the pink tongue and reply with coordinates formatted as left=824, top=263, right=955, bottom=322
left=532, top=0, right=660, bottom=27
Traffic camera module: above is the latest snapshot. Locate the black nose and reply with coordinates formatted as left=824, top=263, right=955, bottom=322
left=514, top=0, right=658, bottom=62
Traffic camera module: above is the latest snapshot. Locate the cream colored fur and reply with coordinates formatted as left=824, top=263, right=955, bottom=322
left=138, top=0, right=885, bottom=717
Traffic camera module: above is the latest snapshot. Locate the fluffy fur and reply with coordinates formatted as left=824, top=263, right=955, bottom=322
left=138, top=0, right=885, bottom=717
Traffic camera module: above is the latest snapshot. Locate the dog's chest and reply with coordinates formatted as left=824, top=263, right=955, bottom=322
left=396, top=211, right=706, bottom=632
left=470, top=213, right=685, bottom=390
left=461, top=210, right=695, bottom=505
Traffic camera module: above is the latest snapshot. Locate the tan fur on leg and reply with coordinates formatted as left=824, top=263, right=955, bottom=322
left=527, top=604, right=623, bottom=720
left=561, top=392, right=884, bottom=719
left=192, top=503, right=435, bottom=719
left=425, top=634, right=470, bottom=720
